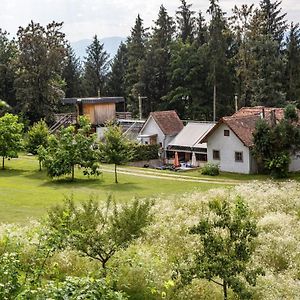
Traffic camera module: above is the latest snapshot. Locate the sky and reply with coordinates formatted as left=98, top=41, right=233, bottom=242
left=1, top=0, right=299, bottom=42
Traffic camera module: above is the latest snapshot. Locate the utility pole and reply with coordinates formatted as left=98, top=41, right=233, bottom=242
left=235, top=94, right=238, bottom=112
left=138, top=95, right=147, bottom=120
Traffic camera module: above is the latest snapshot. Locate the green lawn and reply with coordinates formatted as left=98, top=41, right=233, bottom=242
left=0, top=156, right=229, bottom=224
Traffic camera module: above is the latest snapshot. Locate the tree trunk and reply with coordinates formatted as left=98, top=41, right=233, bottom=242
left=39, top=159, right=42, bottom=171
left=213, top=66, right=217, bottom=122
left=2, top=156, right=4, bottom=169
left=223, top=280, right=227, bottom=300
left=71, top=165, right=75, bottom=181
left=115, top=164, right=118, bottom=184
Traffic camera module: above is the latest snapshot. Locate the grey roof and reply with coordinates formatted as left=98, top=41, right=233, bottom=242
left=62, top=97, right=125, bottom=104
left=168, top=122, right=215, bottom=149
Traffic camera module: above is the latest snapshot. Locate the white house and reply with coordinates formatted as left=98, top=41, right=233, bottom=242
left=167, top=122, right=215, bottom=166
left=138, top=110, right=184, bottom=157
left=200, top=106, right=300, bottom=174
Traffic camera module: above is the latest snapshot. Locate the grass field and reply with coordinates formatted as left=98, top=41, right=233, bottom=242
left=0, top=155, right=230, bottom=224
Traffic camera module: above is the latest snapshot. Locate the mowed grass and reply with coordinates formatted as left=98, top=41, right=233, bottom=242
left=0, top=155, right=228, bottom=224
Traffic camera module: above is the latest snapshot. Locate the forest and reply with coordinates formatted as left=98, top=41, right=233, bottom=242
left=0, top=0, right=299, bottom=123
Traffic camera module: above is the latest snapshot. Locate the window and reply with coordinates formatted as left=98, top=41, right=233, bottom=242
left=235, top=151, right=243, bottom=162
left=213, top=150, right=220, bottom=160
left=224, top=129, right=230, bottom=136
left=144, top=141, right=148, bottom=145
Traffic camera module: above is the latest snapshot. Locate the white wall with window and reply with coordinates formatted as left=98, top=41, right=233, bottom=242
left=206, top=124, right=252, bottom=173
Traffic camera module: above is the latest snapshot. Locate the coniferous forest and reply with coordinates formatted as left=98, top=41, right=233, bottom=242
left=0, top=0, right=299, bottom=123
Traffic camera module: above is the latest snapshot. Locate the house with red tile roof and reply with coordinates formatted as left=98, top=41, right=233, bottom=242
left=138, top=110, right=184, bottom=157
left=200, top=106, right=300, bottom=174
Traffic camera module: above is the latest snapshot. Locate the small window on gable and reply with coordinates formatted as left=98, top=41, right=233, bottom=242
left=213, top=150, right=220, bottom=160
left=145, top=141, right=148, bottom=145
left=235, top=151, right=243, bottom=162
left=224, top=129, right=230, bottom=136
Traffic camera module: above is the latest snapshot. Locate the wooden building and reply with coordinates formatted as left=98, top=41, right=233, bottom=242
left=62, top=97, right=125, bottom=125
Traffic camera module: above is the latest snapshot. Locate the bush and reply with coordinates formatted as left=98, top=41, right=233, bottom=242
left=131, top=144, right=160, bottom=161
left=201, top=163, right=219, bottom=176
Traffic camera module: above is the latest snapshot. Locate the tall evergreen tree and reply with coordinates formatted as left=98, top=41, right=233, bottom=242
left=195, top=11, right=208, bottom=47
left=230, top=4, right=255, bottom=107
left=139, top=5, right=175, bottom=115
left=83, top=35, right=110, bottom=97
left=285, top=23, right=300, bottom=102
left=125, top=15, right=147, bottom=116
left=107, top=42, right=128, bottom=97
left=207, top=0, right=235, bottom=120
left=176, top=0, right=195, bottom=43
left=62, top=45, right=82, bottom=98
left=0, top=30, right=17, bottom=109
left=258, top=0, right=287, bottom=45
left=14, top=21, right=67, bottom=123
left=165, top=41, right=211, bottom=120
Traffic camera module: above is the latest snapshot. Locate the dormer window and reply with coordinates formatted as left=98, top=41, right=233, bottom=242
left=224, top=129, right=230, bottom=136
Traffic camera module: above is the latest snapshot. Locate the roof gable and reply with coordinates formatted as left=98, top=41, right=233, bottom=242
left=145, top=110, right=184, bottom=136
left=201, top=106, right=300, bottom=147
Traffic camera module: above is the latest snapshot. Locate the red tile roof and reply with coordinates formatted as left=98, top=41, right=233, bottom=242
left=150, top=110, right=184, bottom=136
left=201, top=106, right=300, bottom=147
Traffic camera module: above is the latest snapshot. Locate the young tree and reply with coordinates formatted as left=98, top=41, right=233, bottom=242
left=46, top=196, right=153, bottom=272
left=0, top=113, right=23, bottom=169
left=26, top=120, right=50, bottom=170
left=42, top=117, right=100, bottom=180
left=99, top=123, right=134, bottom=183
left=180, top=196, right=263, bottom=300
left=14, top=21, right=67, bottom=123
left=83, top=35, right=110, bottom=97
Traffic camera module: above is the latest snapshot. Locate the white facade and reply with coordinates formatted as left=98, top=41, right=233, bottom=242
left=139, top=116, right=165, bottom=147
left=207, top=124, right=254, bottom=174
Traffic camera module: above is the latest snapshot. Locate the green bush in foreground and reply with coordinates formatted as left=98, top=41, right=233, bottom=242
left=201, top=163, right=220, bottom=176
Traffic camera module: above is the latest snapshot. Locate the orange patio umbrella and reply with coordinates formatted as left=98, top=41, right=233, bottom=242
left=174, top=151, right=180, bottom=167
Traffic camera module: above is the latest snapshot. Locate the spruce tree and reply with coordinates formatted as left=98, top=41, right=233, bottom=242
left=125, top=15, right=147, bottom=116
left=139, top=5, right=175, bottom=115
left=83, top=35, right=110, bottom=97
left=207, top=0, right=235, bottom=120
left=195, top=11, right=208, bottom=47
left=176, top=0, right=195, bottom=43
left=62, top=45, right=82, bottom=98
left=285, top=23, right=300, bottom=102
left=107, top=42, right=128, bottom=97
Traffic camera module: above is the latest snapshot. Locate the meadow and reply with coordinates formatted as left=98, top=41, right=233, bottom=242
left=0, top=155, right=228, bottom=223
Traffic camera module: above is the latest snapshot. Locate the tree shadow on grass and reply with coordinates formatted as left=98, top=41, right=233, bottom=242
left=0, top=169, right=26, bottom=177
left=40, top=177, right=104, bottom=189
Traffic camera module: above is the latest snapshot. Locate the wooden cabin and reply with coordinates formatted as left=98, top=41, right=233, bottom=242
left=62, top=97, right=126, bottom=125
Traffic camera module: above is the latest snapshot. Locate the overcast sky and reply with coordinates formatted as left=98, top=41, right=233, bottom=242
left=1, top=0, right=299, bottom=42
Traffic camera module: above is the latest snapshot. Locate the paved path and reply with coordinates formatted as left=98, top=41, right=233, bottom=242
left=101, top=166, right=243, bottom=185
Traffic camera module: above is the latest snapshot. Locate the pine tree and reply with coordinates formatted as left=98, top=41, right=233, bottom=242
left=195, top=11, right=208, bottom=47
left=176, top=0, right=195, bottom=43
left=125, top=15, right=147, bottom=116
left=285, top=23, right=300, bottom=102
left=83, top=35, right=110, bottom=97
left=258, top=0, right=287, bottom=45
left=139, top=5, right=175, bottom=115
left=62, top=45, right=82, bottom=98
left=107, top=42, right=128, bottom=97
left=207, top=0, right=235, bottom=120
left=230, top=4, right=255, bottom=107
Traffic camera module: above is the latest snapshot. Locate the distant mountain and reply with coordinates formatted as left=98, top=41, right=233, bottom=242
left=71, top=36, right=126, bottom=62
